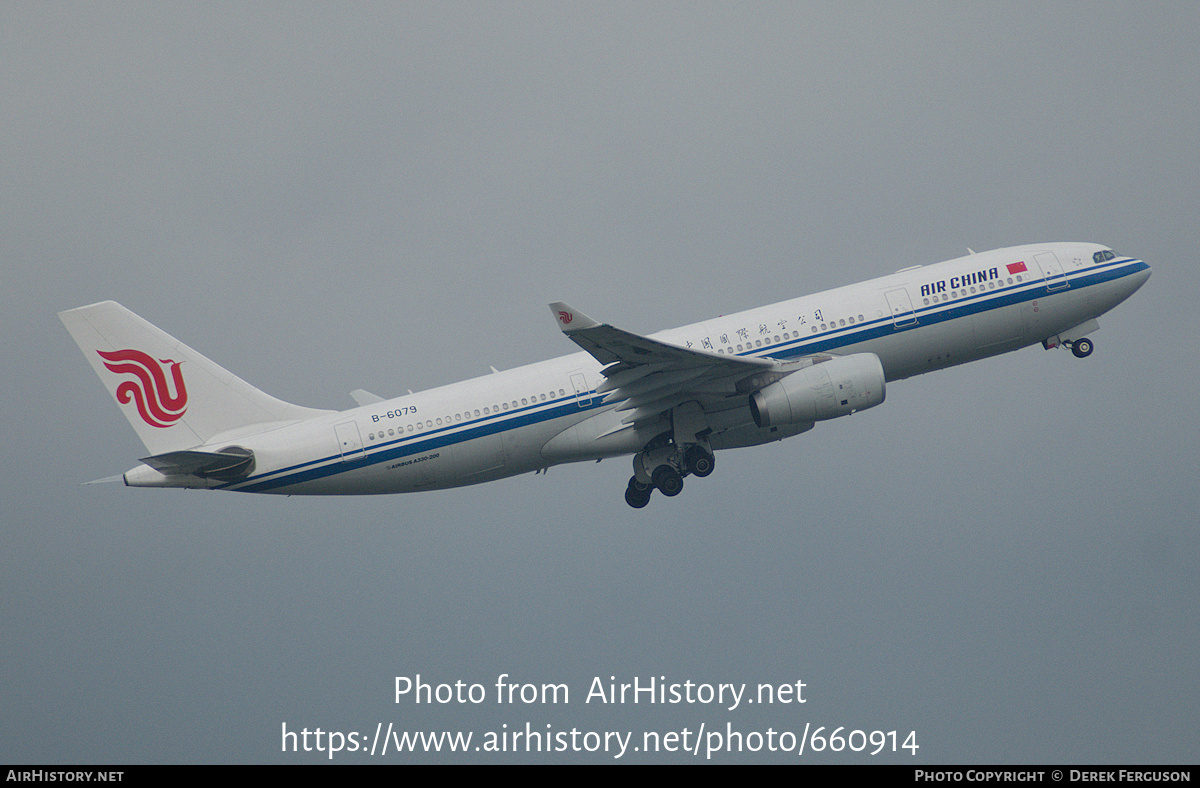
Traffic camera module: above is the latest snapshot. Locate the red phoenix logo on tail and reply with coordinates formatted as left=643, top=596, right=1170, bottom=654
left=97, top=349, right=188, bottom=428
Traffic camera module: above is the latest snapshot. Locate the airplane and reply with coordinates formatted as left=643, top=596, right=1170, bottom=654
left=60, top=242, right=1150, bottom=508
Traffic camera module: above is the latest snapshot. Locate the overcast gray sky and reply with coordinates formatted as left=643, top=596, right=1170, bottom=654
left=3, top=2, right=1197, bottom=763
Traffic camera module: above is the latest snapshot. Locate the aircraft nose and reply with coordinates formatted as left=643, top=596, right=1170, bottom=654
left=1114, top=259, right=1152, bottom=304
left=1131, top=260, right=1152, bottom=290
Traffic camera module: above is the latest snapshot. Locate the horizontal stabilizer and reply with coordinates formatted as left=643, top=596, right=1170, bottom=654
left=140, top=449, right=255, bottom=481
left=84, top=474, right=125, bottom=485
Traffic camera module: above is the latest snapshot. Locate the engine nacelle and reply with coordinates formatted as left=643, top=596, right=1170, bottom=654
left=750, top=353, right=886, bottom=428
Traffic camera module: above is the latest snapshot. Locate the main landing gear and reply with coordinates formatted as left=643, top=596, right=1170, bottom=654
left=624, top=442, right=715, bottom=508
left=625, top=476, right=653, bottom=508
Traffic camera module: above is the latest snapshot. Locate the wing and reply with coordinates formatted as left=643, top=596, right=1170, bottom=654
left=349, top=388, right=385, bottom=406
left=548, top=302, right=793, bottom=433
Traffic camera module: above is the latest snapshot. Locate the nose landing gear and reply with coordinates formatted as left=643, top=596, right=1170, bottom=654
left=1043, top=323, right=1098, bottom=359
left=1067, top=337, right=1094, bottom=358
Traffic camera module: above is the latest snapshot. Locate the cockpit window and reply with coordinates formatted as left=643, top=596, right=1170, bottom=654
left=1093, top=250, right=1117, bottom=263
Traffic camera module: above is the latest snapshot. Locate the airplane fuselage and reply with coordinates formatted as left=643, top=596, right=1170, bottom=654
left=110, top=242, right=1150, bottom=498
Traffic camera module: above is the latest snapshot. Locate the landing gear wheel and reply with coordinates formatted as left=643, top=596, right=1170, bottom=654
left=652, top=464, right=684, bottom=497
left=1071, top=337, right=1094, bottom=358
left=625, top=484, right=652, bottom=508
left=683, top=445, right=715, bottom=478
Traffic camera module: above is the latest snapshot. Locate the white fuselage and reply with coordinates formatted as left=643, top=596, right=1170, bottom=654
left=147, top=242, right=1148, bottom=495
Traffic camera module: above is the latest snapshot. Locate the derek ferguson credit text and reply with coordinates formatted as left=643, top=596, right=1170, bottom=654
left=394, top=674, right=807, bottom=710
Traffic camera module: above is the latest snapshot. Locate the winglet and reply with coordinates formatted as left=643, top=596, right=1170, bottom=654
left=548, top=302, right=601, bottom=333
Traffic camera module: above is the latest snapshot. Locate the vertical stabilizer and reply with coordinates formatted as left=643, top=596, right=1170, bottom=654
left=59, top=301, right=333, bottom=455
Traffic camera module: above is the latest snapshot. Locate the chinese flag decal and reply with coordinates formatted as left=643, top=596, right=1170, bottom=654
left=1006, top=261, right=1028, bottom=275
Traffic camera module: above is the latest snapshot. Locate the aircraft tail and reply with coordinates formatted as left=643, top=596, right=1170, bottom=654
left=59, top=301, right=333, bottom=456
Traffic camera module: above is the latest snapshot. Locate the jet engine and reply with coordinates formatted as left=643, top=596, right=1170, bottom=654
left=750, top=353, right=886, bottom=428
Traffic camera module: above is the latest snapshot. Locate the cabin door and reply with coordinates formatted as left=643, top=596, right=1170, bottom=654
left=1033, top=251, right=1069, bottom=291
left=334, top=420, right=364, bottom=461
left=884, top=288, right=918, bottom=329
left=570, top=372, right=592, bottom=407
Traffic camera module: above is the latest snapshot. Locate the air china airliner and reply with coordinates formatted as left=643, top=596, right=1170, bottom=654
left=61, top=242, right=1149, bottom=507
